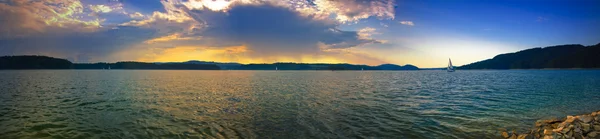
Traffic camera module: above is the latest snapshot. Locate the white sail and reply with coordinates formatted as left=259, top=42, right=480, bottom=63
left=447, top=58, right=454, bottom=72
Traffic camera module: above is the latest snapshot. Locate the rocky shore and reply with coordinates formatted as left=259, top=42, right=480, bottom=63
left=501, top=111, right=600, bottom=139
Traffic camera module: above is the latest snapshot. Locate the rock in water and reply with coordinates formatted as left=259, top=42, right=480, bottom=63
left=560, top=125, right=571, bottom=134
left=589, top=131, right=598, bottom=137
left=551, top=123, right=559, bottom=129
left=544, top=129, right=553, bottom=135
left=503, top=111, right=600, bottom=139
left=581, top=115, right=593, bottom=123
left=574, top=127, right=582, bottom=133
left=566, top=116, right=578, bottom=123
left=553, top=126, right=564, bottom=133
left=502, top=131, right=510, bottom=138
left=574, top=132, right=584, bottom=139
left=583, top=123, right=591, bottom=132
left=517, top=134, right=529, bottom=139
left=568, top=130, right=573, bottom=138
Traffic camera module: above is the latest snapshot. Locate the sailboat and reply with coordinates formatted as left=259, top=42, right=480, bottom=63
left=275, top=66, right=278, bottom=71
left=447, top=58, right=455, bottom=72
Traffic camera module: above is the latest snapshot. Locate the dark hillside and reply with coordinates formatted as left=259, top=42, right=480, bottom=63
left=459, top=43, right=600, bottom=69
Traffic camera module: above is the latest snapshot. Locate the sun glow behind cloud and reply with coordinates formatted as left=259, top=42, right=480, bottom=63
left=5, top=0, right=592, bottom=67
left=0, top=0, right=437, bottom=66
left=0, top=0, right=515, bottom=67
left=134, top=45, right=353, bottom=65
left=183, top=0, right=236, bottom=11
left=102, top=0, right=396, bottom=65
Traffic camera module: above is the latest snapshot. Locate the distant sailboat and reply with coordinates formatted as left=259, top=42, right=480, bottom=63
left=447, top=58, right=455, bottom=72
left=108, top=66, right=111, bottom=70
left=275, top=66, right=278, bottom=71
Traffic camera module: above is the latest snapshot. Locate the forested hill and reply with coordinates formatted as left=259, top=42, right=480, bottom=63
left=0, top=56, right=73, bottom=69
left=0, top=56, right=420, bottom=70
left=0, top=56, right=220, bottom=70
left=459, top=43, right=600, bottom=69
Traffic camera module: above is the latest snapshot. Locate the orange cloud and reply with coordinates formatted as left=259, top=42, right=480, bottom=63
left=144, top=33, right=204, bottom=44
left=0, top=0, right=125, bottom=38
left=127, top=43, right=387, bottom=66
left=136, top=45, right=248, bottom=62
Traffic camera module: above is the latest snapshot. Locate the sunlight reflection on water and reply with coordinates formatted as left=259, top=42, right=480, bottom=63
left=0, top=70, right=599, bottom=138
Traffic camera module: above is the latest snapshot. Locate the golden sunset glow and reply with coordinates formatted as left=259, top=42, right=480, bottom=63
left=137, top=45, right=245, bottom=62
left=131, top=45, right=367, bottom=65
left=144, top=34, right=203, bottom=44
left=2, top=0, right=597, bottom=68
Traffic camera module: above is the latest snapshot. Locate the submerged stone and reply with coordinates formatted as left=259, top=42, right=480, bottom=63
left=574, top=132, right=583, bottom=139
left=581, top=115, right=593, bottom=123
left=536, top=120, right=545, bottom=127
left=551, top=123, right=559, bottom=129
left=504, top=111, right=600, bottom=139
left=568, top=130, right=574, bottom=138
left=517, top=134, right=529, bottom=139
left=544, top=129, right=553, bottom=135
left=502, top=131, right=510, bottom=138
left=574, top=127, right=582, bottom=133
left=566, top=116, right=578, bottom=123
left=553, top=126, right=564, bottom=133
left=589, top=131, right=598, bottom=137
left=582, top=123, right=591, bottom=132
left=542, top=135, right=554, bottom=139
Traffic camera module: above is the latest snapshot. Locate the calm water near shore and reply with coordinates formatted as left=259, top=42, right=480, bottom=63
left=1, top=70, right=599, bottom=138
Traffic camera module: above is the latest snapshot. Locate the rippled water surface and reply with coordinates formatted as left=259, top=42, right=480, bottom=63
left=1, top=70, right=600, bottom=138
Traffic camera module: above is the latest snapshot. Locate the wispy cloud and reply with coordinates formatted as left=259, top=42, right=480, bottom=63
left=380, top=22, right=389, bottom=28
left=536, top=16, right=548, bottom=22
left=399, top=21, right=415, bottom=26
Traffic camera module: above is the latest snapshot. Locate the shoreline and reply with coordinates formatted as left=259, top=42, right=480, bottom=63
left=501, top=110, right=600, bottom=139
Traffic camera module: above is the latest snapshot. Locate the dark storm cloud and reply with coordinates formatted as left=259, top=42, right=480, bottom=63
left=179, top=4, right=382, bottom=56
left=0, top=26, right=157, bottom=62
left=0, top=0, right=390, bottom=63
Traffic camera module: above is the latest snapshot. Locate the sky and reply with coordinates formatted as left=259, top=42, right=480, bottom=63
left=0, top=0, right=598, bottom=68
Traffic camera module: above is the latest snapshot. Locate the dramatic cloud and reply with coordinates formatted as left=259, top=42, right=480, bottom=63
left=0, top=0, right=396, bottom=64
left=0, top=0, right=103, bottom=38
left=176, top=0, right=395, bottom=23
left=311, top=0, right=395, bottom=23
left=0, top=27, right=157, bottom=62
left=129, top=12, right=145, bottom=19
left=399, top=21, right=415, bottom=26
left=89, top=4, right=122, bottom=13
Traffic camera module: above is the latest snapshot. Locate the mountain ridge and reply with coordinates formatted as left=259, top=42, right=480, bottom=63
left=0, top=55, right=420, bottom=70
left=459, top=43, right=600, bottom=69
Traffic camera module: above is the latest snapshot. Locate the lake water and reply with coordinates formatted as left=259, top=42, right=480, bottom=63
left=1, top=70, right=599, bottom=138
